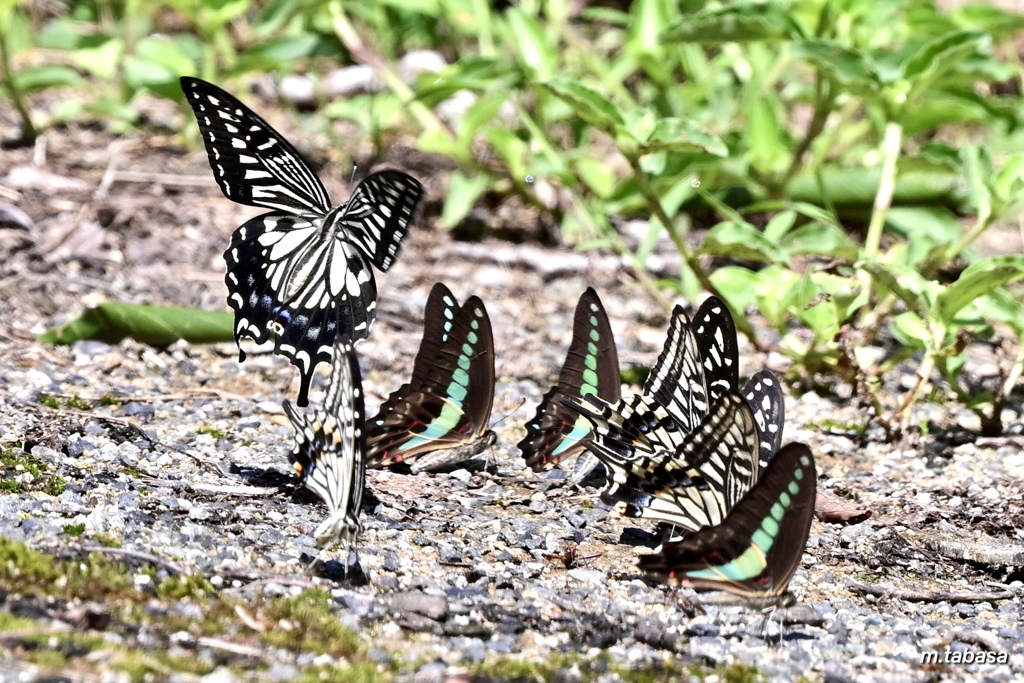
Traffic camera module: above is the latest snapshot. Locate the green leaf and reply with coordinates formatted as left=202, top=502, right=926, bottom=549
left=891, top=311, right=930, bottom=351
left=39, top=303, right=234, bottom=347
left=789, top=40, right=878, bottom=95
left=661, top=3, right=801, bottom=43
left=935, top=256, right=1024, bottom=325
left=709, top=266, right=759, bottom=316
left=973, top=288, right=1024, bottom=338
left=505, top=7, right=555, bottom=81
left=441, top=171, right=489, bottom=229
left=901, top=31, right=986, bottom=85
left=457, top=92, right=507, bottom=148
left=781, top=223, right=859, bottom=261
left=634, top=117, right=728, bottom=157
left=541, top=79, right=624, bottom=134
left=745, top=90, right=787, bottom=174
left=71, top=38, right=124, bottom=80
left=575, top=157, right=616, bottom=198
left=754, top=265, right=801, bottom=328
left=483, top=127, right=528, bottom=182
left=762, top=210, right=796, bottom=244
left=859, top=261, right=930, bottom=321
left=239, top=33, right=320, bottom=65
left=12, top=65, right=84, bottom=92
left=701, top=221, right=786, bottom=264
left=961, top=145, right=993, bottom=223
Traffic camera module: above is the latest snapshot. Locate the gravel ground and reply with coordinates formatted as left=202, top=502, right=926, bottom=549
left=1, top=113, right=1022, bottom=682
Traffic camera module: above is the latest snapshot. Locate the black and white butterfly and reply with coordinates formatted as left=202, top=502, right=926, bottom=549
left=634, top=296, right=784, bottom=470
left=519, top=288, right=621, bottom=474
left=569, top=295, right=786, bottom=538
left=573, top=391, right=761, bottom=536
left=283, top=341, right=366, bottom=550
left=365, top=283, right=496, bottom=473
left=181, top=77, right=423, bottom=407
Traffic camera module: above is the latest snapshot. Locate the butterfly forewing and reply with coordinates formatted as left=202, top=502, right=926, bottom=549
left=643, top=305, right=708, bottom=432
left=181, top=77, right=331, bottom=214
left=340, top=171, right=423, bottom=271
left=692, top=296, right=739, bottom=404
left=521, top=288, right=621, bottom=471
left=742, top=369, right=785, bottom=470
left=637, top=442, right=817, bottom=599
left=283, top=342, right=366, bottom=547
left=366, top=286, right=496, bottom=470
left=181, top=77, right=423, bottom=407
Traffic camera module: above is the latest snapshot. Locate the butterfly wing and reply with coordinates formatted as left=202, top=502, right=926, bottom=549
left=284, top=341, right=366, bottom=547
left=692, top=296, right=739, bottom=404
left=642, top=305, right=709, bottom=432
left=180, top=76, right=331, bottom=215
left=366, top=290, right=495, bottom=468
left=577, top=392, right=760, bottom=534
left=339, top=171, right=423, bottom=271
left=521, top=288, right=621, bottom=471
left=637, top=442, right=816, bottom=598
left=742, top=369, right=785, bottom=470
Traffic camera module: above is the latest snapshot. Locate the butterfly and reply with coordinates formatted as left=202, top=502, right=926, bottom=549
left=282, top=340, right=366, bottom=549
left=365, top=283, right=496, bottom=473
left=180, top=77, right=423, bottom=407
left=519, top=288, right=621, bottom=474
left=573, top=390, right=761, bottom=536
left=614, top=295, right=785, bottom=470
left=637, top=442, right=817, bottom=601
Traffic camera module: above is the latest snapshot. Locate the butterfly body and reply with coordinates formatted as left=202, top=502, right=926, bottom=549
left=283, top=341, right=366, bottom=549
left=637, top=442, right=817, bottom=599
left=181, top=77, right=422, bottom=407
left=520, top=288, right=621, bottom=473
left=366, top=284, right=496, bottom=473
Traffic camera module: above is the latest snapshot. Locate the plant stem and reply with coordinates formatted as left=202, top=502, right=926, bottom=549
left=895, top=351, right=934, bottom=433
left=780, top=71, right=831, bottom=190
left=329, top=1, right=451, bottom=139
left=626, top=154, right=762, bottom=349
left=0, top=27, right=37, bottom=144
left=863, top=121, right=902, bottom=262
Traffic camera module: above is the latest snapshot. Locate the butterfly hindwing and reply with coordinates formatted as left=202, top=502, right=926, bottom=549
left=340, top=171, right=423, bottom=271
left=692, top=296, right=739, bottom=405
left=181, top=77, right=423, bottom=407
left=742, top=369, right=786, bottom=470
left=284, top=341, right=366, bottom=547
left=366, top=284, right=496, bottom=471
left=520, top=288, right=621, bottom=471
left=637, top=442, right=816, bottom=599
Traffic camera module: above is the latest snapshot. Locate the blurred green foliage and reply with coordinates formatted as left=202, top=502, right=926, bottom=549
left=6, top=0, right=1024, bottom=434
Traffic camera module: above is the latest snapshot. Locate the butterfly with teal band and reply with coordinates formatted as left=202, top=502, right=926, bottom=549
left=638, top=442, right=817, bottom=600
left=365, top=283, right=496, bottom=473
left=520, top=288, right=621, bottom=476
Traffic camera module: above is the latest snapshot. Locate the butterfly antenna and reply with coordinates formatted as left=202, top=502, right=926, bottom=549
left=488, top=397, right=527, bottom=430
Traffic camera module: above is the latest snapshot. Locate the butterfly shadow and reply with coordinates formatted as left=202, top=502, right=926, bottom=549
left=303, top=551, right=369, bottom=587
left=228, top=463, right=296, bottom=490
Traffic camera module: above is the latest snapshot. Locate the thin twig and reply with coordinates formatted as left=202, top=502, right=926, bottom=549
left=81, top=546, right=184, bottom=575
left=847, top=580, right=1014, bottom=604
